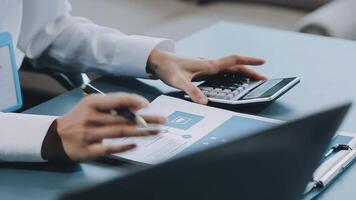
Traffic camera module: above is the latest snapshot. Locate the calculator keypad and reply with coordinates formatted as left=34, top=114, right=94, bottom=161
left=198, top=74, right=263, bottom=102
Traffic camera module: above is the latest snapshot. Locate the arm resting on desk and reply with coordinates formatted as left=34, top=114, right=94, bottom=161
left=0, top=112, right=58, bottom=162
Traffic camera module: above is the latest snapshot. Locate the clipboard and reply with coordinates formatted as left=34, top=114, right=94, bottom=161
left=0, top=32, right=22, bottom=112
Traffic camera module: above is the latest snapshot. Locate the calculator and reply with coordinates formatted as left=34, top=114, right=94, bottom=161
left=185, top=74, right=300, bottom=105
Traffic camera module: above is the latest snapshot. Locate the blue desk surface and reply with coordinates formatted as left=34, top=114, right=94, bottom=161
left=1, top=22, right=356, bottom=199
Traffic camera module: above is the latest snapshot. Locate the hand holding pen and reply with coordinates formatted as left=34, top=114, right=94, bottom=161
left=81, top=83, right=148, bottom=127
left=81, top=83, right=167, bottom=132
left=55, top=91, right=166, bottom=161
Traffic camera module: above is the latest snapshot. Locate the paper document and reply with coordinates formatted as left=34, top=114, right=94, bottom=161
left=105, top=95, right=280, bottom=164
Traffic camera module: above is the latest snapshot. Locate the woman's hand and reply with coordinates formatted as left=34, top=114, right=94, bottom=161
left=56, top=93, right=165, bottom=161
left=148, top=49, right=267, bottom=104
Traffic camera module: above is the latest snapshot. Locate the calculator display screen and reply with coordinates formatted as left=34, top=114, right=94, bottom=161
left=242, top=78, right=296, bottom=100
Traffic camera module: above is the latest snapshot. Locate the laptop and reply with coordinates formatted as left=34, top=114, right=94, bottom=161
left=60, top=103, right=351, bottom=200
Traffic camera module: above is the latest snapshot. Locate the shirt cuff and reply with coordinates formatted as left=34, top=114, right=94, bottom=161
left=0, top=113, right=57, bottom=162
left=41, top=119, right=73, bottom=163
left=111, top=35, right=175, bottom=78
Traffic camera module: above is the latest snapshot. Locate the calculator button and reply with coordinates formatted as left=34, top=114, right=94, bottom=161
left=243, top=78, right=250, bottom=84
left=232, top=90, right=240, bottom=95
left=232, top=81, right=264, bottom=100
left=232, top=96, right=240, bottom=101
left=202, top=90, right=210, bottom=95
left=226, top=94, right=234, bottom=100
left=216, top=92, right=226, bottom=99
left=237, top=87, right=244, bottom=92
left=199, top=87, right=213, bottom=91
left=208, top=91, right=218, bottom=97
left=242, top=83, right=249, bottom=89
left=223, top=89, right=231, bottom=93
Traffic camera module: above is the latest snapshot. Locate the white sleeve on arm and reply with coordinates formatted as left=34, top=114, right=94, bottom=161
left=18, top=0, right=175, bottom=78
left=0, top=112, right=57, bottom=162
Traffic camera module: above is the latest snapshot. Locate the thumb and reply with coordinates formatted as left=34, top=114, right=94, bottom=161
left=182, top=83, right=208, bottom=104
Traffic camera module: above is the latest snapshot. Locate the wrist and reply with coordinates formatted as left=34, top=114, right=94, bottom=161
left=147, top=49, right=161, bottom=75
left=146, top=49, right=171, bottom=74
left=56, top=116, right=66, bottom=137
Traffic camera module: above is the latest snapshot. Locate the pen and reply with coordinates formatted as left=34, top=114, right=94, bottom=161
left=81, top=83, right=148, bottom=127
left=304, top=147, right=355, bottom=194
left=319, top=149, right=355, bottom=187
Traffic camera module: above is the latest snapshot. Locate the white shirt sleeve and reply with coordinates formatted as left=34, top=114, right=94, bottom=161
left=18, top=0, right=175, bottom=78
left=0, top=112, right=57, bottom=162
